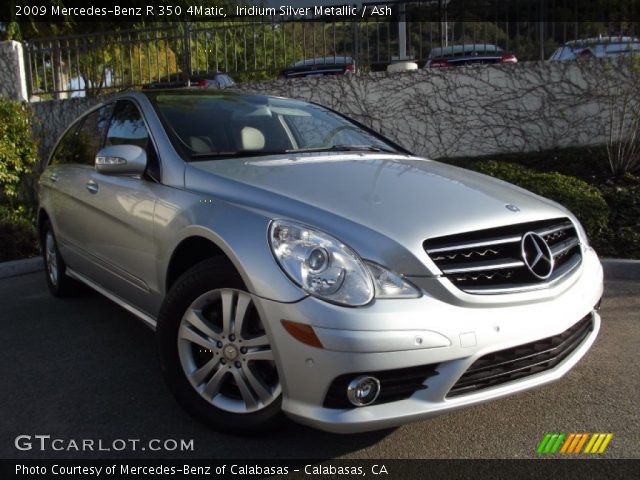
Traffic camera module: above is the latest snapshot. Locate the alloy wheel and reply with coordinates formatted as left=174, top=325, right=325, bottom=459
left=45, top=230, right=59, bottom=286
left=177, top=288, right=280, bottom=414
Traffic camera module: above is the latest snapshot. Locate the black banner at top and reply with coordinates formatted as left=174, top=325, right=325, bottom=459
left=3, top=0, right=640, bottom=23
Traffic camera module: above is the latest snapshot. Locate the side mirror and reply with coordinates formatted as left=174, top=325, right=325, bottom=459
left=95, top=145, right=147, bottom=175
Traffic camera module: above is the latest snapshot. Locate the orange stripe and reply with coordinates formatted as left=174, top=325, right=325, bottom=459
left=567, top=434, right=582, bottom=453
left=575, top=433, right=589, bottom=453
left=560, top=434, right=576, bottom=454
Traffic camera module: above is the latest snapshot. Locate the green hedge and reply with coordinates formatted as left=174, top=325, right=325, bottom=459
left=598, top=179, right=640, bottom=258
left=471, top=161, right=610, bottom=248
left=0, top=206, right=38, bottom=262
left=0, top=98, right=38, bottom=209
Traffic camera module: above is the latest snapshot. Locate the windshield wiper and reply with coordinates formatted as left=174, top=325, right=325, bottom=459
left=286, top=144, right=398, bottom=154
left=189, top=150, right=289, bottom=160
left=189, top=145, right=399, bottom=161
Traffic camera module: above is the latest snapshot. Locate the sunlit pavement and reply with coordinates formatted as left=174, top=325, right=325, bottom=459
left=1, top=273, right=638, bottom=459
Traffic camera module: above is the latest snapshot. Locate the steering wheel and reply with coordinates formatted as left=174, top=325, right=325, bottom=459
left=320, top=125, right=363, bottom=146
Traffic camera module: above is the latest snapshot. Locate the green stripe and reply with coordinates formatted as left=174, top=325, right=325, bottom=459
left=550, top=433, right=566, bottom=453
left=544, top=434, right=559, bottom=454
left=537, top=433, right=553, bottom=454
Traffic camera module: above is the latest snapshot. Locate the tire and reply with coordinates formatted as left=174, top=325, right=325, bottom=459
left=42, top=220, right=75, bottom=297
left=157, top=258, right=284, bottom=434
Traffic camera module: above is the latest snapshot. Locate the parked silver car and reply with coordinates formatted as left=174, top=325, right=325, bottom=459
left=549, top=36, right=640, bottom=60
left=39, top=90, right=603, bottom=434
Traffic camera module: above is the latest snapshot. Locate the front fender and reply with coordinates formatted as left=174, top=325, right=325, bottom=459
left=154, top=191, right=307, bottom=303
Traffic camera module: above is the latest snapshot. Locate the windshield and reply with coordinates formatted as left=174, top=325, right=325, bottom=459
left=147, top=92, right=399, bottom=160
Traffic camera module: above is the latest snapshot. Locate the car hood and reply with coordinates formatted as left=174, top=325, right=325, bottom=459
left=187, top=154, right=574, bottom=273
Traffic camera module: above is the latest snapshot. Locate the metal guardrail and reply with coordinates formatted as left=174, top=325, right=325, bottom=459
left=22, top=0, right=640, bottom=99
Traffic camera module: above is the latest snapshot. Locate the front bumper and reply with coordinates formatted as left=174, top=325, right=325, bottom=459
left=252, top=248, right=603, bottom=433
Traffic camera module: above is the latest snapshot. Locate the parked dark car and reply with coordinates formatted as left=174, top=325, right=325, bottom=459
left=280, top=56, right=356, bottom=78
left=143, top=71, right=235, bottom=89
left=425, top=44, right=517, bottom=68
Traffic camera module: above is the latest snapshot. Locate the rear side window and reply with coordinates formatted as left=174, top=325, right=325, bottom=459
left=107, top=100, right=160, bottom=181
left=51, top=104, right=113, bottom=166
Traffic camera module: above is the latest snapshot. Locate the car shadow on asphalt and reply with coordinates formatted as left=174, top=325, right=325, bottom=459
left=0, top=273, right=392, bottom=459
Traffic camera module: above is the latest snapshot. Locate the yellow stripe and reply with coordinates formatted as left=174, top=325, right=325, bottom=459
left=574, top=433, right=589, bottom=453
left=590, top=434, right=606, bottom=453
left=567, top=434, right=582, bottom=454
left=584, top=433, right=598, bottom=453
left=560, top=434, right=575, bottom=454
left=597, top=434, right=613, bottom=453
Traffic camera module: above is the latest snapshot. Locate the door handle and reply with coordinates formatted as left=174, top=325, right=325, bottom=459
left=86, top=180, right=99, bottom=194
left=49, top=173, right=58, bottom=182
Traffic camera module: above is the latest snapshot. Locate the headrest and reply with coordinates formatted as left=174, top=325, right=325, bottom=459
left=241, top=126, right=265, bottom=150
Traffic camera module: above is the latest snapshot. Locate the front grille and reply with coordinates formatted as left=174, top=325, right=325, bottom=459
left=323, top=364, right=439, bottom=409
left=424, top=218, right=582, bottom=294
left=447, top=313, right=594, bottom=398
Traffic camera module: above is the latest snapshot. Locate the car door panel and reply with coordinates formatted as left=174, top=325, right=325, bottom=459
left=72, top=100, right=164, bottom=315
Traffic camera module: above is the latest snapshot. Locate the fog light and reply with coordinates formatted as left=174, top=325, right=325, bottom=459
left=347, top=376, right=381, bottom=407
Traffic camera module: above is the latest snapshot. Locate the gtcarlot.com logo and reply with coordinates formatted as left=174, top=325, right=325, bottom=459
left=14, top=435, right=194, bottom=452
left=536, top=432, right=613, bottom=455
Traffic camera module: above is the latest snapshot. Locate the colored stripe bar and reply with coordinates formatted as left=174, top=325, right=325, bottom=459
left=592, top=434, right=606, bottom=453
left=567, top=434, right=583, bottom=454
left=597, top=434, right=613, bottom=453
left=584, top=433, right=599, bottom=453
left=560, top=434, right=575, bottom=454
left=537, top=433, right=553, bottom=454
left=550, top=434, right=565, bottom=453
left=574, top=433, right=589, bottom=454
left=544, top=434, right=559, bottom=454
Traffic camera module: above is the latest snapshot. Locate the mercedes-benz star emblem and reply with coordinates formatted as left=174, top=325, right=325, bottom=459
left=521, top=232, right=554, bottom=280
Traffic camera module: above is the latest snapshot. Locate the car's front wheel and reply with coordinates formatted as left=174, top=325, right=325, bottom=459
left=157, top=258, right=283, bottom=434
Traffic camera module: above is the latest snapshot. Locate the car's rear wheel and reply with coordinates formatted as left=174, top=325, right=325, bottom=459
left=42, top=220, right=75, bottom=297
left=157, top=258, right=283, bottom=434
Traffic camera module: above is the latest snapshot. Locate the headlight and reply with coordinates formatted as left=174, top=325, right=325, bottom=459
left=269, top=220, right=421, bottom=306
left=366, top=261, right=421, bottom=299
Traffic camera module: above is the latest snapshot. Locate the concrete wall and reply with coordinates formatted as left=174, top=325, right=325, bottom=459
left=28, top=58, right=634, bottom=167
left=0, top=41, right=28, bottom=102
left=237, top=59, right=630, bottom=159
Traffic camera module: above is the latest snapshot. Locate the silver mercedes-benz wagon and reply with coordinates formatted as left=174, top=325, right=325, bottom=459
left=38, top=90, right=603, bottom=434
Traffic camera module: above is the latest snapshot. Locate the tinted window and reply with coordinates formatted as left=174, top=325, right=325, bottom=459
left=106, top=101, right=150, bottom=149
left=149, top=94, right=396, bottom=160
left=51, top=104, right=112, bottom=166
left=50, top=118, right=82, bottom=166
left=107, top=100, right=160, bottom=181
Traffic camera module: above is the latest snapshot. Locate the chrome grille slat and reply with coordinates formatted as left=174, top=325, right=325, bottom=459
left=537, top=221, right=575, bottom=238
left=426, top=235, right=522, bottom=254
left=551, top=237, right=580, bottom=257
left=441, top=259, right=525, bottom=274
left=462, top=254, right=581, bottom=294
left=423, top=218, right=582, bottom=294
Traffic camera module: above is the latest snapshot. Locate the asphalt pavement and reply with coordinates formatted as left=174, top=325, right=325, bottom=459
left=0, top=272, right=638, bottom=459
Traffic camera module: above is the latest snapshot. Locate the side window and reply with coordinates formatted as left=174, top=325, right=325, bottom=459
left=50, top=118, right=82, bottom=166
left=74, top=105, right=113, bottom=165
left=106, top=100, right=160, bottom=181
left=51, top=104, right=112, bottom=166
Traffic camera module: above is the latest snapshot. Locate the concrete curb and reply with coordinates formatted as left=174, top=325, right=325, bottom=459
left=601, top=258, right=640, bottom=281
left=0, top=256, right=638, bottom=281
left=0, top=257, right=43, bottom=279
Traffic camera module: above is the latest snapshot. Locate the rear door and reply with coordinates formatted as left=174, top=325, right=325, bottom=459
left=41, top=104, right=113, bottom=270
